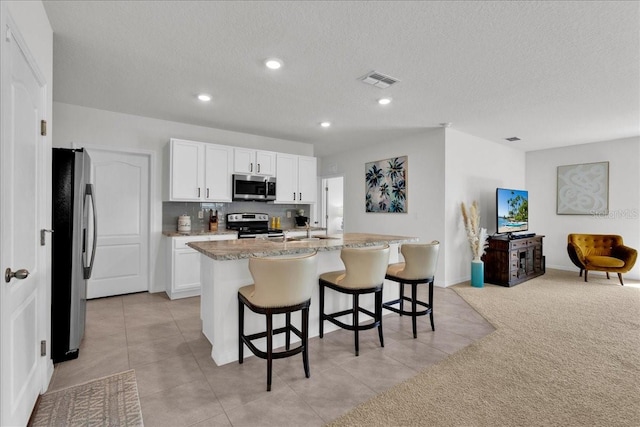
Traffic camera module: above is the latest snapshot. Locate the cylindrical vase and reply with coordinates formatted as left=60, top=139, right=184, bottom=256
left=471, top=260, right=484, bottom=288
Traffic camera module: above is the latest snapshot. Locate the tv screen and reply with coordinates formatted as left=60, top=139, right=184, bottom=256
left=496, top=188, right=529, bottom=234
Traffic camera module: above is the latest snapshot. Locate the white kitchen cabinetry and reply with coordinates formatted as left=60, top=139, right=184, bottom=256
left=233, top=148, right=276, bottom=176
left=165, top=138, right=232, bottom=202
left=166, top=234, right=237, bottom=300
left=275, top=153, right=317, bottom=204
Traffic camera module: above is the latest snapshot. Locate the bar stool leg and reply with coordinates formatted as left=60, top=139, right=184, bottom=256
left=353, top=293, right=359, bottom=356
left=411, top=283, right=418, bottom=338
left=285, top=312, right=291, bottom=350
left=376, top=289, right=384, bottom=347
left=399, top=282, right=405, bottom=315
left=428, top=281, right=435, bottom=331
left=266, top=312, right=273, bottom=391
left=319, top=281, right=325, bottom=338
left=238, top=299, right=244, bottom=364
left=302, top=307, right=310, bottom=378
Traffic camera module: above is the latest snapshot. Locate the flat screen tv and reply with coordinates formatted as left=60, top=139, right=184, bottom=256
left=496, top=188, right=529, bottom=234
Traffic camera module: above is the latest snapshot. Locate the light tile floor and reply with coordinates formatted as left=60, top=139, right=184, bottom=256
left=48, top=286, right=494, bottom=426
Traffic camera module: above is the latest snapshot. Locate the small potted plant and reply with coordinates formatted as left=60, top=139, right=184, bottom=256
left=461, top=201, right=488, bottom=287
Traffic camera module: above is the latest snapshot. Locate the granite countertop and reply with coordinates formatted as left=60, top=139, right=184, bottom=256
left=162, top=230, right=238, bottom=237
left=187, top=233, right=418, bottom=260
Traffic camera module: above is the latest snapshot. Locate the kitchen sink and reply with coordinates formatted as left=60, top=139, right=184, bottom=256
left=284, top=235, right=340, bottom=242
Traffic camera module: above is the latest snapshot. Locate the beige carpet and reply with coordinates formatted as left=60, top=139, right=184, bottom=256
left=330, top=269, right=640, bottom=426
left=30, top=369, right=143, bottom=427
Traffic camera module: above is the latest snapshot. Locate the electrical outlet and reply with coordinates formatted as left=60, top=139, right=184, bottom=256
left=198, top=210, right=204, bottom=219
left=286, top=211, right=291, bottom=218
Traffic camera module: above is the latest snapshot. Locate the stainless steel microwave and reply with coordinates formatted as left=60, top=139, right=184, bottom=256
left=232, top=174, right=276, bottom=201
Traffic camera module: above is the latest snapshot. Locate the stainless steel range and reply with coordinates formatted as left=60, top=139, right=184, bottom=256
left=226, top=213, right=284, bottom=239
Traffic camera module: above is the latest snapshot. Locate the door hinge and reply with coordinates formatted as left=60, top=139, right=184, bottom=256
left=40, top=340, right=46, bottom=356
left=41, top=120, right=47, bottom=136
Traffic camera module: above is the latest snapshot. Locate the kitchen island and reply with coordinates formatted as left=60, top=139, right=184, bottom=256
left=188, top=233, right=418, bottom=365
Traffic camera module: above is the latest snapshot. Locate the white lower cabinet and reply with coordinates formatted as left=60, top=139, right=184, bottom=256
left=166, top=234, right=237, bottom=300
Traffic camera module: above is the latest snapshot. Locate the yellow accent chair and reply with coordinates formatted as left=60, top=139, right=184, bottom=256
left=567, top=234, right=637, bottom=285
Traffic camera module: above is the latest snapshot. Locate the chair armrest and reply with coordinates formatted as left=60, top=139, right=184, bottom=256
left=612, top=245, right=638, bottom=266
left=567, top=242, right=586, bottom=269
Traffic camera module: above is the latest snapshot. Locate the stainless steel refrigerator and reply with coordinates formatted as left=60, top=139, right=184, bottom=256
left=51, top=148, right=97, bottom=363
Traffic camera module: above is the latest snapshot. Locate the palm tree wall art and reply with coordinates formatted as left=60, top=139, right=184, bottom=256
left=365, top=156, right=407, bottom=213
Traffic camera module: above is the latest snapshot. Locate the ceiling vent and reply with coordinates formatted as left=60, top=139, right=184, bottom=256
left=360, top=71, right=400, bottom=88
left=505, top=137, right=521, bottom=142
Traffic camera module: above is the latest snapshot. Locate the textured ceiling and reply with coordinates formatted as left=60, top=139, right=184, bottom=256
left=42, top=1, right=639, bottom=157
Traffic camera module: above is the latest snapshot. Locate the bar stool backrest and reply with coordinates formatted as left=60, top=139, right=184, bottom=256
left=399, top=241, right=440, bottom=279
left=338, top=245, right=390, bottom=289
left=248, top=252, right=318, bottom=308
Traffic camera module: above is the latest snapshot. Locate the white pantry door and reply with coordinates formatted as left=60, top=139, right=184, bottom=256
left=86, top=149, right=150, bottom=298
left=0, top=19, right=48, bottom=426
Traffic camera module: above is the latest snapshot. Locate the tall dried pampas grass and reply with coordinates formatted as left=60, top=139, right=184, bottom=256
left=461, top=201, right=488, bottom=260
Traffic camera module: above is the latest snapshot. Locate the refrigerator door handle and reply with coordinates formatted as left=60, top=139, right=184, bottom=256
left=83, top=183, right=97, bottom=279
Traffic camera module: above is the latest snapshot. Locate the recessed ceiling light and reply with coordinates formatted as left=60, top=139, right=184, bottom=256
left=378, top=98, right=392, bottom=105
left=320, top=121, right=331, bottom=128
left=197, top=94, right=212, bottom=102
left=265, top=58, right=282, bottom=70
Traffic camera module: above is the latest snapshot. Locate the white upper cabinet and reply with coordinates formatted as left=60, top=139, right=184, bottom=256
left=233, top=148, right=276, bottom=176
left=297, top=155, right=317, bottom=203
left=275, top=154, right=317, bottom=204
left=204, top=144, right=233, bottom=201
left=168, top=139, right=204, bottom=201
left=165, top=138, right=232, bottom=202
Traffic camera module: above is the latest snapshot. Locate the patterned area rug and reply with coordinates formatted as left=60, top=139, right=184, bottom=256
left=30, top=369, right=143, bottom=427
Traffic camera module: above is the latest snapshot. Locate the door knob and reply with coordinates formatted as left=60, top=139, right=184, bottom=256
left=5, top=268, right=29, bottom=283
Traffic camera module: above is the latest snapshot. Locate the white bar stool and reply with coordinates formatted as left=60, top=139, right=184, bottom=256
left=383, top=241, right=440, bottom=338
left=238, top=252, right=318, bottom=391
left=318, top=245, right=390, bottom=356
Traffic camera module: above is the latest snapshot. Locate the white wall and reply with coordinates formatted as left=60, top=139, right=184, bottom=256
left=526, top=137, right=640, bottom=280
left=52, top=102, right=314, bottom=293
left=320, top=128, right=448, bottom=283
left=444, top=129, right=526, bottom=285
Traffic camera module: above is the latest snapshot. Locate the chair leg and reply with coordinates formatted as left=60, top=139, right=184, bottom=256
left=319, top=282, right=325, bottom=338
left=584, top=270, right=588, bottom=282
left=285, top=312, right=291, bottom=351
left=375, top=289, right=384, bottom=348
left=411, top=284, right=418, bottom=339
left=429, top=281, right=435, bottom=331
left=238, top=299, right=244, bottom=364
left=353, top=293, right=359, bottom=356
left=302, top=307, right=310, bottom=378
left=606, top=272, right=610, bottom=279
left=399, top=282, right=404, bottom=315
left=618, top=273, right=624, bottom=286
left=579, top=269, right=583, bottom=277
left=266, top=313, right=273, bottom=392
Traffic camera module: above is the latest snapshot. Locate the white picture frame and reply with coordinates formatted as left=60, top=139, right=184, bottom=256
left=557, top=161, right=609, bottom=215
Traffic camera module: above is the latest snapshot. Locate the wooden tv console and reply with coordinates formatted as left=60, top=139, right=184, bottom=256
left=483, top=235, right=545, bottom=287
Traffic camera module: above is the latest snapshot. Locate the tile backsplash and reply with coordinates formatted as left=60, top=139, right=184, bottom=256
left=163, top=202, right=313, bottom=233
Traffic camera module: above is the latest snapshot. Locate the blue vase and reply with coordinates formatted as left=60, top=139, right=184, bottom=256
left=471, top=260, right=484, bottom=288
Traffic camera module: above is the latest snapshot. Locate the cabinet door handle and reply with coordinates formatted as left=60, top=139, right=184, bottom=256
left=293, top=192, right=296, bottom=201
left=257, top=164, right=260, bottom=173
left=207, top=188, right=210, bottom=198
left=198, top=187, right=201, bottom=197
left=250, top=163, right=253, bottom=172
left=299, top=192, right=302, bottom=200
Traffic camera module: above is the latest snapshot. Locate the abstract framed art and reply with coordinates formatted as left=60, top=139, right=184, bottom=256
left=365, top=156, right=407, bottom=213
left=557, top=161, right=609, bottom=215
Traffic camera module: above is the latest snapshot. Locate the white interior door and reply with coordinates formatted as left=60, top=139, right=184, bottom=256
left=0, top=20, right=48, bottom=426
left=322, top=176, right=344, bottom=234
left=86, top=149, right=150, bottom=298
